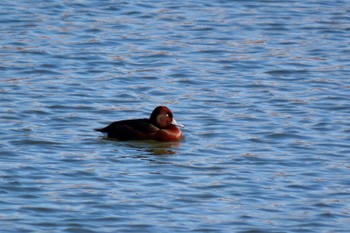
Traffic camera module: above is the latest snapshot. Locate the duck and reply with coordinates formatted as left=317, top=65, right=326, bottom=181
left=95, top=106, right=183, bottom=141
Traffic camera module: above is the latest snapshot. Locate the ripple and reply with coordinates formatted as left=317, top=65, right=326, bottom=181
left=1, top=0, right=350, bottom=232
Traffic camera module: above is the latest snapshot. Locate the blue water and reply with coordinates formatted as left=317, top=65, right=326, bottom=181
left=1, top=0, right=350, bottom=232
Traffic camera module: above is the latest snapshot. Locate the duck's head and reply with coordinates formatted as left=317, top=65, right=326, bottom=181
left=150, top=106, right=184, bottom=129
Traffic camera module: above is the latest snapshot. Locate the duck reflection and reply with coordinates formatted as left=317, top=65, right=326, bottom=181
left=103, top=137, right=182, bottom=156
left=128, top=140, right=181, bottom=156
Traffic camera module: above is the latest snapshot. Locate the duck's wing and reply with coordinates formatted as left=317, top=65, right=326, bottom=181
left=96, top=119, right=157, bottom=132
left=95, top=118, right=158, bottom=140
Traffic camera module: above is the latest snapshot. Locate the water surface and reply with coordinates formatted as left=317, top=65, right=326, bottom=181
left=1, top=0, right=350, bottom=232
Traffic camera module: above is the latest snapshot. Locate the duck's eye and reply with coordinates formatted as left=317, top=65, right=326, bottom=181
left=165, top=114, right=169, bottom=117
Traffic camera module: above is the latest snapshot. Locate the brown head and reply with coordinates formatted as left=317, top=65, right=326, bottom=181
left=150, top=106, right=183, bottom=129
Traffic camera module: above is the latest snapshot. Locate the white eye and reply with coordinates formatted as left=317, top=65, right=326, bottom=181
left=165, top=114, right=169, bottom=117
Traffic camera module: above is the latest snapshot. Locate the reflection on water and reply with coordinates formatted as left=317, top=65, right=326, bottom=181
left=102, top=138, right=182, bottom=156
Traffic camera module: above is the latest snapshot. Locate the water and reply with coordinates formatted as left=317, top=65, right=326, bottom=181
left=1, top=0, right=350, bottom=232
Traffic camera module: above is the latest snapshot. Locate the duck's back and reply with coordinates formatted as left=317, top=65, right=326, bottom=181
left=95, top=118, right=158, bottom=140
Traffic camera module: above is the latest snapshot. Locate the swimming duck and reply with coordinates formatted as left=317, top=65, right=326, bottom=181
left=95, top=106, right=183, bottom=141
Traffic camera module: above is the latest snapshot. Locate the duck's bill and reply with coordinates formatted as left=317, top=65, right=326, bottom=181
left=172, top=118, right=184, bottom=128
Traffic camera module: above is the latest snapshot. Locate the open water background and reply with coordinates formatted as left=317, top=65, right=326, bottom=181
left=1, top=0, right=350, bottom=232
